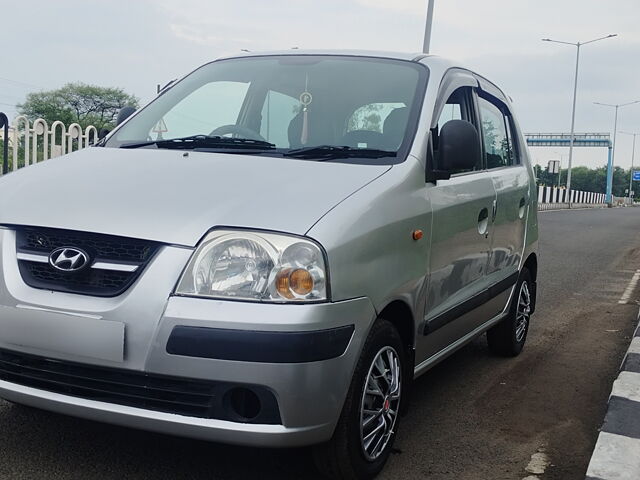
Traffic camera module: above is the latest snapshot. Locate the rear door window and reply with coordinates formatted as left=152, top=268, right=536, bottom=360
left=477, top=96, right=517, bottom=168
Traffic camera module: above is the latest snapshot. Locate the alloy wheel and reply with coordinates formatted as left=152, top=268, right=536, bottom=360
left=359, top=346, right=402, bottom=461
left=515, top=281, right=531, bottom=342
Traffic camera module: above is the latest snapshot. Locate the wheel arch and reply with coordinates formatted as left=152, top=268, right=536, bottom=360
left=522, top=253, right=537, bottom=313
left=378, top=299, right=415, bottom=353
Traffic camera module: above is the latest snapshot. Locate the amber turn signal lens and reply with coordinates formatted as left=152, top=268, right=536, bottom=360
left=290, top=268, right=314, bottom=295
left=275, top=268, right=294, bottom=299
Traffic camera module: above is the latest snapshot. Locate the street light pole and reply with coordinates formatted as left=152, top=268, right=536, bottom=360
left=566, top=43, right=580, bottom=204
left=594, top=100, right=640, bottom=205
left=620, top=131, right=639, bottom=202
left=542, top=34, right=617, bottom=207
left=423, top=0, right=435, bottom=54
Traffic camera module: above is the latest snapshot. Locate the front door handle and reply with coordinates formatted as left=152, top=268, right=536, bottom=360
left=518, top=197, right=527, bottom=219
left=478, top=207, right=489, bottom=237
left=491, top=200, right=497, bottom=222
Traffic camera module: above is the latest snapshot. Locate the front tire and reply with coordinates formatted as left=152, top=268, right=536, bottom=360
left=487, top=268, right=533, bottom=357
left=313, top=320, right=405, bottom=479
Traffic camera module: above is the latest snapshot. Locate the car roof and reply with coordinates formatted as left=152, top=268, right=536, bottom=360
left=217, top=50, right=466, bottom=76
left=219, top=49, right=427, bottom=62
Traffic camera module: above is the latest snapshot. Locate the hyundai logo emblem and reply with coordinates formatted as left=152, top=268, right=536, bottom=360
left=49, top=247, right=90, bottom=272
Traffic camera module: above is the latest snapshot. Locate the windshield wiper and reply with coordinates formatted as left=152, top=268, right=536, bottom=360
left=283, top=145, right=397, bottom=160
left=120, top=135, right=276, bottom=150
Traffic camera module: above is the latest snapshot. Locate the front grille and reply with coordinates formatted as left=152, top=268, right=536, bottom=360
left=23, top=262, right=132, bottom=291
left=20, top=228, right=154, bottom=262
left=0, top=349, right=282, bottom=424
left=14, top=226, right=161, bottom=297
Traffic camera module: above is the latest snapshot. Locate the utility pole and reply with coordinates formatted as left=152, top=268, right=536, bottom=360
left=423, top=0, right=435, bottom=54
left=542, top=34, right=617, bottom=207
left=594, top=101, right=640, bottom=204
left=620, top=131, right=638, bottom=203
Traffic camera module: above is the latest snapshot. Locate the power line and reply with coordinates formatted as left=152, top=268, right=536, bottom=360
left=0, top=77, right=44, bottom=89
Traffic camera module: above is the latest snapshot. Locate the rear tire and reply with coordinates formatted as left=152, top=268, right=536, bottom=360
left=313, top=319, right=405, bottom=479
left=487, top=268, right=533, bottom=357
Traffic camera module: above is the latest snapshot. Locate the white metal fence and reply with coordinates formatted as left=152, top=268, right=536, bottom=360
left=0, top=116, right=98, bottom=174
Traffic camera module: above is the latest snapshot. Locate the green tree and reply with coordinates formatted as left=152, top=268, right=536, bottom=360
left=18, top=83, right=139, bottom=130
left=534, top=164, right=557, bottom=187
left=536, top=164, right=633, bottom=198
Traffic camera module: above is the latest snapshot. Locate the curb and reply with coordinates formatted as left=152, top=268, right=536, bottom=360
left=585, top=309, right=640, bottom=480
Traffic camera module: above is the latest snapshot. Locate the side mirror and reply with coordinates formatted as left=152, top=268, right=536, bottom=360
left=116, top=106, right=137, bottom=126
left=438, top=119, right=481, bottom=172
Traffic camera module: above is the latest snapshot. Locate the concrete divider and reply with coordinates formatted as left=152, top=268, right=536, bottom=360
left=585, top=310, right=640, bottom=480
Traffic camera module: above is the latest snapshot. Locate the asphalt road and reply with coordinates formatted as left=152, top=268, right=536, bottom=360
left=1, top=207, right=639, bottom=480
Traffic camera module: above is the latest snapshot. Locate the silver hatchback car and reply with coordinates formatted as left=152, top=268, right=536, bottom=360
left=0, top=50, right=537, bottom=479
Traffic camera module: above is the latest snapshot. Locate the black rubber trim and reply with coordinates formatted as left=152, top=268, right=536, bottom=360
left=0, top=348, right=281, bottom=424
left=423, top=271, right=519, bottom=335
left=167, top=325, right=355, bottom=363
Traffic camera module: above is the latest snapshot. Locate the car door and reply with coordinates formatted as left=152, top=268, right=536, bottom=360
left=475, top=81, right=530, bottom=318
left=416, top=72, right=498, bottom=362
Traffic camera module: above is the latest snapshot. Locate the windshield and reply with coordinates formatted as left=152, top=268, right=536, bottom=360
left=105, top=55, right=427, bottom=163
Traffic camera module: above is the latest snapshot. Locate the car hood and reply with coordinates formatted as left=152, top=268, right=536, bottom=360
left=0, top=148, right=391, bottom=246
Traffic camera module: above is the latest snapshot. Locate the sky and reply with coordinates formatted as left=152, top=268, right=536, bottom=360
left=1, top=0, right=639, bottom=170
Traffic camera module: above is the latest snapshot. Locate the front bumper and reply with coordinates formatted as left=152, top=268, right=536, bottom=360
left=0, top=228, right=377, bottom=446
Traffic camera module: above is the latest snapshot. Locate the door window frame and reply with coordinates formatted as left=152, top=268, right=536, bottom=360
left=430, top=69, right=486, bottom=178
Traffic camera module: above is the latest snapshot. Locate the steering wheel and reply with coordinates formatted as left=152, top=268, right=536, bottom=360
left=209, top=124, right=267, bottom=142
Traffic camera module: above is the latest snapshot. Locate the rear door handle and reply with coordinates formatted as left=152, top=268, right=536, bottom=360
left=491, top=200, right=497, bottom=222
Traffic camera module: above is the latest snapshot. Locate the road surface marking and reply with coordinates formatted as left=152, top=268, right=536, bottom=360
left=523, top=451, right=550, bottom=479
left=619, top=270, right=640, bottom=304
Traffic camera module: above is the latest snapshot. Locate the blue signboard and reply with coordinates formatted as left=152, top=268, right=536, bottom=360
left=633, top=171, right=640, bottom=181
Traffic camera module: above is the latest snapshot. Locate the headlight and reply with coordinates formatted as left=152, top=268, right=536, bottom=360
left=175, top=230, right=328, bottom=302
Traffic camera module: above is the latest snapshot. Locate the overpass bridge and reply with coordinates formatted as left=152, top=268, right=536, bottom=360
left=524, top=133, right=614, bottom=203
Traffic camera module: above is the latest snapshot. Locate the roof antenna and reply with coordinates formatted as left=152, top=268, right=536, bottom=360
left=240, top=49, right=250, bottom=52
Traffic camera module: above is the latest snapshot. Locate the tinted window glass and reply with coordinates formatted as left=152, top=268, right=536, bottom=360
left=347, top=103, right=406, bottom=133
left=504, top=117, right=519, bottom=165
left=160, top=81, right=248, bottom=140
left=478, top=96, right=513, bottom=169
left=437, top=103, right=462, bottom=129
left=106, top=56, right=427, bottom=163
left=435, top=87, right=480, bottom=173
left=259, top=90, right=300, bottom=148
